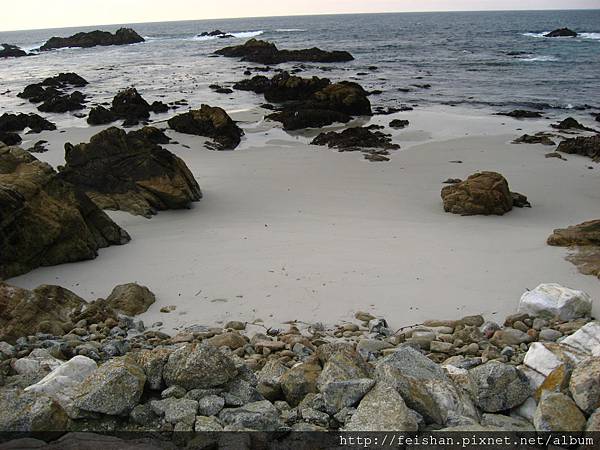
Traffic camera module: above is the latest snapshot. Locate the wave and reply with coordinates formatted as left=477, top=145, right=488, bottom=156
left=580, top=32, right=600, bottom=40
left=519, top=55, right=558, bottom=62
left=275, top=28, right=306, bottom=32
left=192, top=30, right=264, bottom=41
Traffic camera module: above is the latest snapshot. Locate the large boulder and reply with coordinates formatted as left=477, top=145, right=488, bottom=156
left=25, top=356, right=98, bottom=417
left=545, top=28, right=578, bottom=37
left=256, top=360, right=288, bottom=401
left=71, top=357, right=146, bottom=416
left=518, top=283, right=592, bottom=320
left=0, top=144, right=130, bottom=278
left=557, top=135, right=600, bottom=161
left=59, top=127, right=202, bottom=217
left=467, top=361, right=531, bottom=412
left=344, top=382, right=418, bottom=431
left=167, top=105, right=244, bottom=150
left=561, top=321, right=600, bottom=355
left=218, top=400, right=283, bottom=430
left=280, top=360, right=321, bottom=406
left=569, top=357, right=600, bottom=414
left=106, top=283, right=156, bottom=316
left=0, top=283, right=87, bottom=343
left=40, top=28, right=144, bottom=51
left=441, top=171, right=527, bottom=216
left=0, top=389, right=68, bottom=431
left=533, top=392, right=586, bottom=431
left=110, top=88, right=151, bottom=126
left=133, top=347, right=173, bottom=391
left=163, top=343, right=237, bottom=390
left=375, top=346, right=477, bottom=425
left=215, top=38, right=354, bottom=65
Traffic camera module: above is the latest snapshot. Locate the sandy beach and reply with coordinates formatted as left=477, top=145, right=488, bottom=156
left=8, top=105, right=600, bottom=334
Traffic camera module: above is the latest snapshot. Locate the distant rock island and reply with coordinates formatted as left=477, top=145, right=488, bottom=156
left=40, top=28, right=144, bottom=51
left=545, top=28, right=578, bottom=38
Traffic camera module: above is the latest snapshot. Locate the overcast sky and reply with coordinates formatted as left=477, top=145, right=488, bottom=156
left=2, top=0, right=598, bottom=32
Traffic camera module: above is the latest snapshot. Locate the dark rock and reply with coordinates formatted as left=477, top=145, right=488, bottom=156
left=167, top=105, right=243, bottom=150
left=511, top=192, right=531, bottom=208
left=111, top=88, right=151, bottom=125
left=512, top=133, right=555, bottom=146
left=551, top=117, right=595, bottom=132
left=557, top=135, right=600, bottom=161
left=215, top=38, right=354, bottom=65
left=364, top=153, right=390, bottom=162
left=389, top=119, right=409, bottom=129
left=0, top=132, right=22, bottom=145
left=496, top=110, right=542, bottom=119
left=267, top=109, right=351, bottom=131
left=59, top=126, right=202, bottom=217
left=0, top=144, right=130, bottom=279
left=0, top=113, right=56, bottom=133
left=545, top=28, right=578, bottom=38
left=199, top=30, right=228, bottom=37
left=38, top=91, right=86, bottom=113
left=233, top=75, right=272, bottom=93
left=311, top=127, right=399, bottom=152
left=441, top=171, right=524, bottom=216
left=0, top=44, right=27, bottom=58
left=41, top=72, right=88, bottom=88
left=548, top=220, right=600, bottom=247
left=150, top=101, right=169, bottom=114
left=129, top=126, right=171, bottom=144
left=87, top=106, right=117, bottom=125
left=40, top=28, right=144, bottom=51
left=27, top=140, right=48, bottom=153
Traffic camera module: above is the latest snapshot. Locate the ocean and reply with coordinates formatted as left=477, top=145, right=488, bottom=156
left=1, top=10, right=599, bottom=128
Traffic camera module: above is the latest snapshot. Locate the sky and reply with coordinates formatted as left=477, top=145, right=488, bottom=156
left=2, top=0, right=599, bottom=32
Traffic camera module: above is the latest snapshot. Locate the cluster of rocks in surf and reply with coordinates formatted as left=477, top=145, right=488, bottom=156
left=0, top=44, right=29, bottom=58
left=87, top=87, right=169, bottom=127
left=0, top=279, right=598, bottom=443
left=311, top=126, right=400, bottom=162
left=215, top=38, right=354, bottom=65
left=0, top=112, right=56, bottom=146
left=18, top=72, right=89, bottom=113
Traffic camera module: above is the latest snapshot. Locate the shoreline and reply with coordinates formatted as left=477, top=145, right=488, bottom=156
left=7, top=104, right=600, bottom=334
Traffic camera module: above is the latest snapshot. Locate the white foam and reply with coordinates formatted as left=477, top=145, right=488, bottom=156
left=522, top=32, right=549, bottom=38
left=191, top=30, right=264, bottom=41
left=275, top=29, right=307, bottom=32
left=580, top=32, right=600, bottom=40
left=519, top=55, right=558, bottom=62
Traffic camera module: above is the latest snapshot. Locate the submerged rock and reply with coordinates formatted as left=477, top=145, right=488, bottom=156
left=59, top=127, right=202, bottom=217
left=512, top=133, right=555, bottom=146
left=441, top=171, right=527, bottom=216
left=0, top=144, right=130, bottom=279
left=167, top=105, right=244, bottom=150
left=496, top=110, right=542, bottom=119
left=40, top=28, right=144, bottom=51
left=215, top=38, right=354, bottom=65
left=518, top=283, right=592, bottom=320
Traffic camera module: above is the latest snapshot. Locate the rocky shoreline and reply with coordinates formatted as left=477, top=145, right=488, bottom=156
left=0, top=279, right=598, bottom=443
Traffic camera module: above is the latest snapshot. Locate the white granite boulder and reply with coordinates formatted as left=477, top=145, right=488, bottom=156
left=518, top=283, right=592, bottom=320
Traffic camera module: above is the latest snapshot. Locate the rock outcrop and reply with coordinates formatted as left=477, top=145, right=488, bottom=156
left=18, top=73, right=89, bottom=113
left=441, top=171, right=529, bottom=216
left=235, top=72, right=371, bottom=130
left=40, top=28, right=144, bottom=51
left=167, top=105, right=244, bottom=150
left=215, top=38, right=354, bottom=65
left=496, top=110, right=542, bottom=119
left=87, top=88, right=168, bottom=126
left=0, top=44, right=28, bottom=58
left=551, top=117, right=595, bottom=132
left=0, top=113, right=56, bottom=134
left=548, top=219, right=600, bottom=279
left=512, top=133, right=555, bottom=146
left=0, top=144, right=130, bottom=279
left=545, top=28, right=578, bottom=38
left=557, top=135, right=600, bottom=161
left=59, top=127, right=202, bottom=217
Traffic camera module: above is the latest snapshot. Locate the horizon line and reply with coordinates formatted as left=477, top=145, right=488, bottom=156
left=1, top=7, right=598, bottom=33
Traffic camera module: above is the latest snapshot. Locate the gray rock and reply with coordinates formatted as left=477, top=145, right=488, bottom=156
left=129, top=403, right=161, bottom=427
left=468, top=361, right=530, bottom=412
left=321, top=378, right=375, bottom=415
left=0, top=389, right=68, bottom=432
left=133, top=347, right=172, bottom=391
left=317, top=350, right=371, bottom=390
left=569, top=356, right=600, bottom=414
left=300, top=407, right=330, bottom=427
left=72, top=357, right=146, bottom=416
left=12, top=348, right=62, bottom=382
left=344, top=382, right=418, bottom=431
left=185, top=388, right=223, bottom=401
left=376, top=346, right=477, bottom=425
left=481, top=413, right=534, bottom=431
left=161, top=385, right=186, bottom=399
left=0, top=342, right=16, bottom=359
left=257, top=359, right=287, bottom=401
left=150, top=397, right=198, bottom=425
left=533, top=392, right=586, bottom=432
left=539, top=329, right=562, bottom=342
left=218, top=400, right=283, bottom=430
left=587, top=408, right=600, bottom=431
left=356, top=339, right=393, bottom=358
left=163, top=343, right=237, bottom=390
left=197, top=395, right=225, bottom=416
left=225, top=377, right=263, bottom=404
left=195, top=415, right=224, bottom=431
left=280, top=361, right=321, bottom=406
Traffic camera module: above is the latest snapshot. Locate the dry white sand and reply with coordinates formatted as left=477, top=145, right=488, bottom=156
left=10, top=105, right=600, bottom=333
